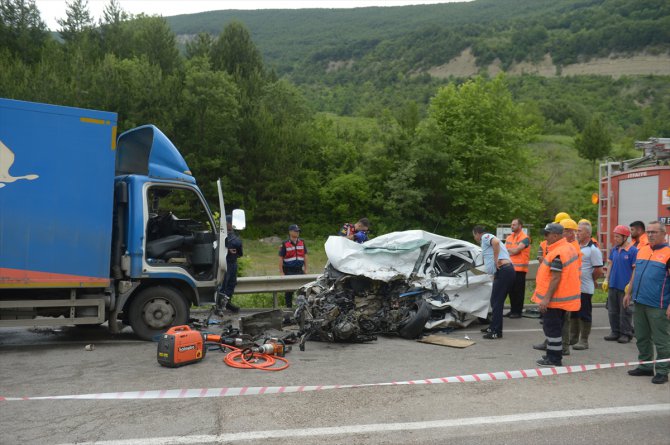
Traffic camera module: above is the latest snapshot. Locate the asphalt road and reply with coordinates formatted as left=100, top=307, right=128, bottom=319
left=1, top=308, right=668, bottom=445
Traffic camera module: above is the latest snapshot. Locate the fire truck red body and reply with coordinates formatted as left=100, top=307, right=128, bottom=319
left=598, top=138, right=670, bottom=257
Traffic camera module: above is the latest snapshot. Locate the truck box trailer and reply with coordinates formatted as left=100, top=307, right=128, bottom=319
left=0, top=98, right=240, bottom=339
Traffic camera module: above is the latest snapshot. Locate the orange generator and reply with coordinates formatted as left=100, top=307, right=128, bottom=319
left=157, top=325, right=207, bottom=367
left=598, top=138, right=670, bottom=258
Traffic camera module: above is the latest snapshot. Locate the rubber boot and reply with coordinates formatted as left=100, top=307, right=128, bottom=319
left=573, top=322, right=592, bottom=350
left=569, top=318, right=580, bottom=345
left=561, top=316, right=570, bottom=355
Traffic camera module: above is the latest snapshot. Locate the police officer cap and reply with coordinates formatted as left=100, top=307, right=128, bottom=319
left=288, top=224, right=300, bottom=232
left=542, top=223, right=564, bottom=235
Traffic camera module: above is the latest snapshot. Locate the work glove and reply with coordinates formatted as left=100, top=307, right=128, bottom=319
left=624, top=283, right=630, bottom=294
left=601, top=280, right=609, bottom=292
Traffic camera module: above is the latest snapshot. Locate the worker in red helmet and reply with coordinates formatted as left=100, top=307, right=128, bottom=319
left=602, top=225, right=638, bottom=343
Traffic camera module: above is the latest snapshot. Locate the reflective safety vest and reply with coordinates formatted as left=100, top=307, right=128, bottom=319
left=532, top=238, right=582, bottom=311
left=282, top=239, right=306, bottom=265
left=631, top=243, right=670, bottom=309
left=538, top=240, right=547, bottom=260
left=505, top=230, right=530, bottom=272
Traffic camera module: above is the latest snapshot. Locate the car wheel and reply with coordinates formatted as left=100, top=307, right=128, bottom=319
left=398, top=299, right=431, bottom=339
left=129, top=286, right=189, bottom=341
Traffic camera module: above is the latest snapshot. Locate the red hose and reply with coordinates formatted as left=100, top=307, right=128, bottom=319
left=222, top=346, right=290, bottom=371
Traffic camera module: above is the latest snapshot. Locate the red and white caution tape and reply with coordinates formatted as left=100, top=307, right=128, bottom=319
left=1, top=358, right=668, bottom=402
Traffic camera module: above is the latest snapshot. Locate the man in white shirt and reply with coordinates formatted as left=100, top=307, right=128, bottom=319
left=570, top=221, right=603, bottom=350
left=473, top=225, right=515, bottom=340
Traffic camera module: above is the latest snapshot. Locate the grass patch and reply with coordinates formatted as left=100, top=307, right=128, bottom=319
left=240, top=237, right=329, bottom=276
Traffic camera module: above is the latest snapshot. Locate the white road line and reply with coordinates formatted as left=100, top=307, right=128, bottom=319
left=58, top=403, right=670, bottom=445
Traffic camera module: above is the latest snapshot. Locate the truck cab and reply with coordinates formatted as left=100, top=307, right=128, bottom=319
left=0, top=99, right=243, bottom=340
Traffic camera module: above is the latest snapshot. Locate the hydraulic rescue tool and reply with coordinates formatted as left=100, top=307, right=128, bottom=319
left=157, top=325, right=292, bottom=370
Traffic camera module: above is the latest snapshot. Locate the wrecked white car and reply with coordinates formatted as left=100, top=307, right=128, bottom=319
left=294, top=230, right=492, bottom=350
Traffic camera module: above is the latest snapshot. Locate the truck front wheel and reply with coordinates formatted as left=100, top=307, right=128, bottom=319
left=129, top=286, right=189, bottom=340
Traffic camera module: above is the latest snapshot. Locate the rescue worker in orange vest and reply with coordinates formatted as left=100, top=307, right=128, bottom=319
left=279, top=224, right=308, bottom=309
left=559, top=218, right=582, bottom=356
left=532, top=222, right=581, bottom=367
left=504, top=218, right=531, bottom=318
left=630, top=221, right=649, bottom=249
left=538, top=212, right=571, bottom=263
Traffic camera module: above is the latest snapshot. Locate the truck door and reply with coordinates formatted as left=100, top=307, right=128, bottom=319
left=144, top=184, right=217, bottom=281
left=216, top=179, right=227, bottom=286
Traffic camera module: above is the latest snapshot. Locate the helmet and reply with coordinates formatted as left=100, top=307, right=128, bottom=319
left=578, top=218, right=591, bottom=225
left=560, top=218, right=578, bottom=230
left=613, top=225, right=630, bottom=237
left=554, top=212, right=571, bottom=223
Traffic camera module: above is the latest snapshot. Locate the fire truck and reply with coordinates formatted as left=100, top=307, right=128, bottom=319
left=598, top=137, right=670, bottom=257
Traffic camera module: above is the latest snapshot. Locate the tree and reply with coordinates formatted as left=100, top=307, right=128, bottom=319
left=128, top=15, right=180, bottom=73
left=0, top=0, right=48, bottom=64
left=574, top=116, right=611, bottom=178
left=211, top=21, right=264, bottom=82
left=99, top=0, right=131, bottom=58
left=413, top=74, right=540, bottom=235
left=57, top=0, right=93, bottom=43
left=185, top=32, right=214, bottom=60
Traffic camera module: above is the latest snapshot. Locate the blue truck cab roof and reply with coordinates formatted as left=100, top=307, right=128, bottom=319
left=116, top=125, right=196, bottom=184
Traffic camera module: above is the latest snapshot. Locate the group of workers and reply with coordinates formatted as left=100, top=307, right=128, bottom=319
left=475, top=214, right=669, bottom=384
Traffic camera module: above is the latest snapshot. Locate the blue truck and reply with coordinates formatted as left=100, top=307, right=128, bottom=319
left=0, top=98, right=243, bottom=339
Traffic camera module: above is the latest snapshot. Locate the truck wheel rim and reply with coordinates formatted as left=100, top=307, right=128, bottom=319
left=142, top=298, right=176, bottom=329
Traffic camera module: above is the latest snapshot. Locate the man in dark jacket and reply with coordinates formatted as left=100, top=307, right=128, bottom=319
left=217, top=215, right=243, bottom=313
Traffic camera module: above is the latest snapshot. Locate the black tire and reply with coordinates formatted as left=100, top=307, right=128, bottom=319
left=398, top=299, right=432, bottom=339
left=129, top=286, right=189, bottom=341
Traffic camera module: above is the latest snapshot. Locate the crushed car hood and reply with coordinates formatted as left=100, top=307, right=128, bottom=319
left=294, top=231, right=493, bottom=349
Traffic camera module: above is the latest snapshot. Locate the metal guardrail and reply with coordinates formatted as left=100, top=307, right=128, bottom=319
left=235, top=274, right=322, bottom=294
left=234, top=261, right=541, bottom=309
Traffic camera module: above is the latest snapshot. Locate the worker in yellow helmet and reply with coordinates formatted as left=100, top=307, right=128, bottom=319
left=554, top=212, right=571, bottom=223
left=559, top=218, right=582, bottom=356
left=539, top=212, right=571, bottom=263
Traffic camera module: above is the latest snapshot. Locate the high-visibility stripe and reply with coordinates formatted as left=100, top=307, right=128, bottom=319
left=535, top=293, right=581, bottom=302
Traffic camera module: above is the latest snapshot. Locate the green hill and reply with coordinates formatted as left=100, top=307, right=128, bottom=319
left=166, top=0, right=670, bottom=79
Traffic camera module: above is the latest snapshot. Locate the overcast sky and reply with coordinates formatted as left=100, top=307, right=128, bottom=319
left=35, top=1, right=468, bottom=31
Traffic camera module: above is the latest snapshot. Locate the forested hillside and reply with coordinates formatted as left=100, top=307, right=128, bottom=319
left=166, top=0, right=670, bottom=77
left=1, top=0, right=669, bottom=240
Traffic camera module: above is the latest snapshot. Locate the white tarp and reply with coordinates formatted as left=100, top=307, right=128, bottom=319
left=325, top=230, right=483, bottom=279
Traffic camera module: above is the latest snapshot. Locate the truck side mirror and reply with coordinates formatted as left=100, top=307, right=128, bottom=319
left=232, top=209, right=246, bottom=230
